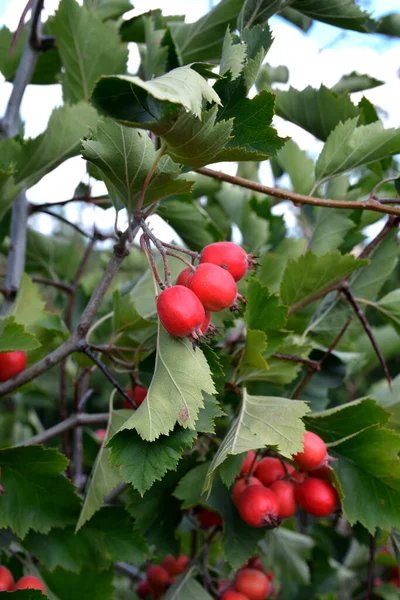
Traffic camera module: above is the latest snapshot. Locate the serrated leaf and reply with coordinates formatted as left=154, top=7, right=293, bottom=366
left=0, top=318, right=40, bottom=352
left=315, top=119, right=400, bottom=183
left=25, top=507, right=145, bottom=572
left=331, top=71, right=384, bottom=94
left=84, top=0, right=132, bottom=20
left=164, top=568, right=213, bottom=600
left=274, top=85, right=359, bottom=141
left=280, top=251, right=368, bottom=309
left=242, top=24, right=274, bottom=90
left=92, top=65, right=221, bottom=123
left=277, top=139, right=315, bottom=195
left=5, top=593, right=47, bottom=599
left=108, top=426, right=195, bottom=495
left=16, top=103, right=98, bottom=187
left=204, top=390, right=309, bottom=492
left=219, top=27, right=247, bottom=80
left=290, top=0, right=370, bottom=32
left=220, top=454, right=244, bottom=487
left=196, top=393, right=225, bottom=434
left=168, top=0, right=243, bottom=64
left=7, top=273, right=46, bottom=330
left=261, top=528, right=314, bottom=584
left=112, top=290, right=154, bottom=333
left=241, top=329, right=269, bottom=371
left=42, top=568, right=114, bottom=600
left=157, top=193, right=224, bottom=252
left=82, top=119, right=193, bottom=209
left=116, top=322, right=215, bottom=441
left=377, top=13, right=400, bottom=37
left=140, top=16, right=168, bottom=79
left=50, top=0, right=128, bottom=103
left=0, top=446, right=80, bottom=538
left=76, top=406, right=129, bottom=531
left=309, top=208, right=354, bottom=256
left=376, top=290, right=400, bottom=331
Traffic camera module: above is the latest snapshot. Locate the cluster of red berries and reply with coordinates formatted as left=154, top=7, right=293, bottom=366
left=233, top=432, right=338, bottom=528
left=156, top=242, right=256, bottom=339
left=0, top=566, right=46, bottom=593
left=219, top=558, right=274, bottom=600
left=0, top=350, right=27, bottom=382
left=136, top=554, right=190, bottom=598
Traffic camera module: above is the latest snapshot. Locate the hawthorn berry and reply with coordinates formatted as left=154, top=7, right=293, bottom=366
left=310, top=465, right=332, bottom=481
left=241, top=450, right=256, bottom=474
left=137, top=579, right=152, bottom=598
left=0, top=350, right=27, bottom=382
left=147, top=565, right=170, bottom=594
left=294, top=431, right=327, bottom=471
left=232, top=476, right=263, bottom=506
left=124, top=385, right=148, bottom=410
left=269, top=480, right=297, bottom=519
left=200, top=242, right=256, bottom=282
left=222, top=591, right=250, bottom=600
left=176, top=266, right=193, bottom=287
left=196, top=507, right=223, bottom=528
left=14, top=575, right=46, bottom=592
left=235, top=568, right=270, bottom=600
left=162, top=553, right=190, bottom=576
left=295, top=477, right=337, bottom=517
left=188, top=263, right=237, bottom=312
left=0, top=566, right=14, bottom=591
left=237, top=485, right=280, bottom=528
left=254, top=457, right=285, bottom=486
left=247, top=556, right=265, bottom=572
left=156, top=285, right=205, bottom=337
left=95, top=429, right=107, bottom=444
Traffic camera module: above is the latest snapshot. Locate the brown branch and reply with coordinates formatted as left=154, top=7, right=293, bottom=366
left=66, top=237, right=97, bottom=330
left=340, top=283, right=391, bottom=389
left=288, top=281, right=340, bottom=315
left=196, top=167, right=400, bottom=218
left=31, top=276, right=73, bottom=293
left=60, top=359, right=70, bottom=462
left=104, top=483, right=128, bottom=504
left=272, top=353, right=321, bottom=370
left=14, top=413, right=109, bottom=446
left=29, top=196, right=111, bottom=211
left=366, top=534, right=376, bottom=600
left=140, top=219, right=171, bottom=287
left=357, top=216, right=399, bottom=260
left=33, top=208, right=92, bottom=239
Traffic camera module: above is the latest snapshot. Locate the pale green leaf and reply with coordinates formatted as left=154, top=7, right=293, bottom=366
left=261, top=528, right=314, bottom=584
left=163, top=568, right=213, bottom=600
left=219, top=27, right=247, bottom=80
left=112, top=290, right=154, bottom=333
left=242, top=25, right=274, bottom=90
left=309, top=209, right=354, bottom=255
left=0, top=318, right=41, bottom=352
left=7, top=273, right=46, bottom=330
left=277, top=139, right=315, bottom=195
left=140, top=16, right=168, bottom=79
left=84, top=0, right=132, bottom=20
left=331, top=71, right=384, bottom=94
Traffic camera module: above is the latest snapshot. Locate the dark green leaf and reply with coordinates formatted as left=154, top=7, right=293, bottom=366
left=42, top=568, right=114, bottom=600
left=376, top=13, right=400, bottom=37
left=164, top=568, right=214, bottom=600
left=261, top=528, right=314, bottom=584
left=331, top=71, right=384, bottom=94
left=112, top=290, right=154, bottom=333
left=290, top=0, right=370, bottom=32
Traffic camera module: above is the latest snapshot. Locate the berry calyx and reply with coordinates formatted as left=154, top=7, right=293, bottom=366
left=162, top=553, right=190, bottom=576
left=232, top=476, right=263, bottom=506
left=237, top=485, right=280, bottom=528
left=157, top=285, right=205, bottom=337
left=146, top=565, right=170, bottom=594
left=200, top=242, right=255, bottom=282
left=235, top=568, right=270, bottom=600
left=137, top=579, right=152, bottom=598
left=14, top=575, right=46, bottom=592
left=254, top=457, right=285, bottom=486
left=222, top=591, right=250, bottom=600
left=188, top=263, right=237, bottom=312
left=295, top=477, right=337, bottom=517
left=124, top=385, right=148, bottom=410
left=196, top=507, right=223, bottom=528
left=269, top=480, right=297, bottom=519
left=176, top=267, right=194, bottom=287
left=294, top=431, right=327, bottom=471
left=241, top=450, right=256, bottom=475
left=0, top=351, right=27, bottom=382
left=0, top=566, right=14, bottom=591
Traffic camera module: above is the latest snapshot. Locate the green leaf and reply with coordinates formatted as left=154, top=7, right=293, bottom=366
left=204, top=389, right=309, bottom=493
left=92, top=64, right=221, bottom=123
left=274, top=85, right=359, bottom=141
left=50, top=0, right=128, bottom=103
left=0, top=318, right=40, bottom=352
left=373, top=374, right=400, bottom=430
left=168, top=0, right=243, bottom=64
left=376, top=289, right=400, bottom=331
left=195, top=393, right=225, bottom=434
left=82, top=119, right=193, bottom=209
left=376, top=13, right=400, bottom=37
left=4, top=593, right=47, bottom=599
left=280, top=251, right=368, bottom=309
left=276, top=139, right=315, bottom=195
left=241, top=330, right=269, bottom=372
left=0, top=446, right=80, bottom=538
left=116, top=322, right=216, bottom=441
left=108, top=426, right=195, bottom=495
left=84, top=0, right=132, bottom=20
left=7, top=273, right=46, bottom=330
left=331, top=71, right=384, bottom=94
left=242, top=25, right=274, bottom=90
left=309, top=209, right=354, bottom=256
left=157, top=193, right=224, bottom=252
left=278, top=7, right=313, bottom=32
left=76, top=406, right=129, bottom=531
left=260, top=237, right=306, bottom=293
left=261, top=528, right=314, bottom=584
left=42, top=568, right=114, bottom=600
left=315, top=119, right=400, bottom=183
left=163, top=568, right=213, bottom=600
left=290, top=0, right=370, bottom=32
left=25, top=507, right=145, bottom=572
left=16, top=103, right=98, bottom=186
left=140, top=16, right=168, bottom=79
left=112, top=290, right=154, bottom=333
left=219, top=27, right=247, bottom=80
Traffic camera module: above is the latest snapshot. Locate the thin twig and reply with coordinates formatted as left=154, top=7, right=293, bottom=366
left=104, top=483, right=128, bottom=504
left=165, top=250, right=196, bottom=271
left=196, top=167, right=400, bottom=218
left=357, top=216, right=399, bottom=260
left=59, top=359, right=70, bottom=461
left=272, top=353, right=320, bottom=370
left=31, top=276, right=73, bottom=293
left=30, top=196, right=111, bottom=211
left=66, top=237, right=97, bottom=330
left=34, top=208, right=92, bottom=239
left=369, top=176, right=400, bottom=200
left=160, top=241, right=199, bottom=259
left=14, top=413, right=110, bottom=446
left=114, top=562, right=144, bottom=581
left=140, top=235, right=165, bottom=291
left=366, top=534, right=376, bottom=600
left=288, top=281, right=340, bottom=315
left=141, top=219, right=171, bottom=287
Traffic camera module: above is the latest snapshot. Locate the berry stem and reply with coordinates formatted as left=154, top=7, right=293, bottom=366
left=140, top=219, right=172, bottom=287
left=140, top=234, right=166, bottom=292
left=160, top=240, right=199, bottom=259
left=366, top=534, right=376, bottom=600
left=165, top=250, right=196, bottom=271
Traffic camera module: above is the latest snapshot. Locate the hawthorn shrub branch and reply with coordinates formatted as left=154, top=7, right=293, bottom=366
left=14, top=412, right=109, bottom=446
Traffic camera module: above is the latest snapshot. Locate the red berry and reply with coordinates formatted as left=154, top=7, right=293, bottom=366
left=124, top=385, right=148, bottom=410
left=255, top=457, right=285, bottom=486
left=269, top=480, right=297, bottom=519
left=310, top=465, right=332, bottom=481
left=95, top=429, right=107, bottom=444
left=232, top=477, right=263, bottom=506
left=137, top=579, right=152, bottom=598
left=290, top=470, right=308, bottom=484
left=200, top=242, right=250, bottom=282
left=0, top=351, right=27, bottom=382
left=157, top=285, right=205, bottom=337
left=222, top=591, right=250, bottom=600
left=176, top=267, right=194, bottom=287
left=241, top=450, right=256, bottom=475
left=14, top=575, right=46, bottom=593
left=188, top=263, right=237, bottom=312
left=147, top=565, right=170, bottom=593
left=235, top=568, right=270, bottom=600
left=199, top=311, right=212, bottom=334
left=237, top=486, right=280, bottom=528
left=247, top=556, right=265, bottom=572
left=162, top=553, right=189, bottom=576
left=196, top=507, right=223, bottom=528
left=0, top=566, right=14, bottom=591
left=295, top=477, right=337, bottom=517
left=294, top=431, right=327, bottom=471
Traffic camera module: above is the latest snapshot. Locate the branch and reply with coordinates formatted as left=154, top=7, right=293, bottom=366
left=30, top=196, right=111, bottom=211
left=357, top=216, right=399, bottom=260
left=366, top=534, right=376, bottom=600
left=14, top=413, right=109, bottom=446
left=272, top=353, right=320, bottom=370
left=196, top=167, right=400, bottom=219
left=288, top=281, right=340, bottom=315
left=66, top=237, right=97, bottom=330
left=33, top=208, right=92, bottom=239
